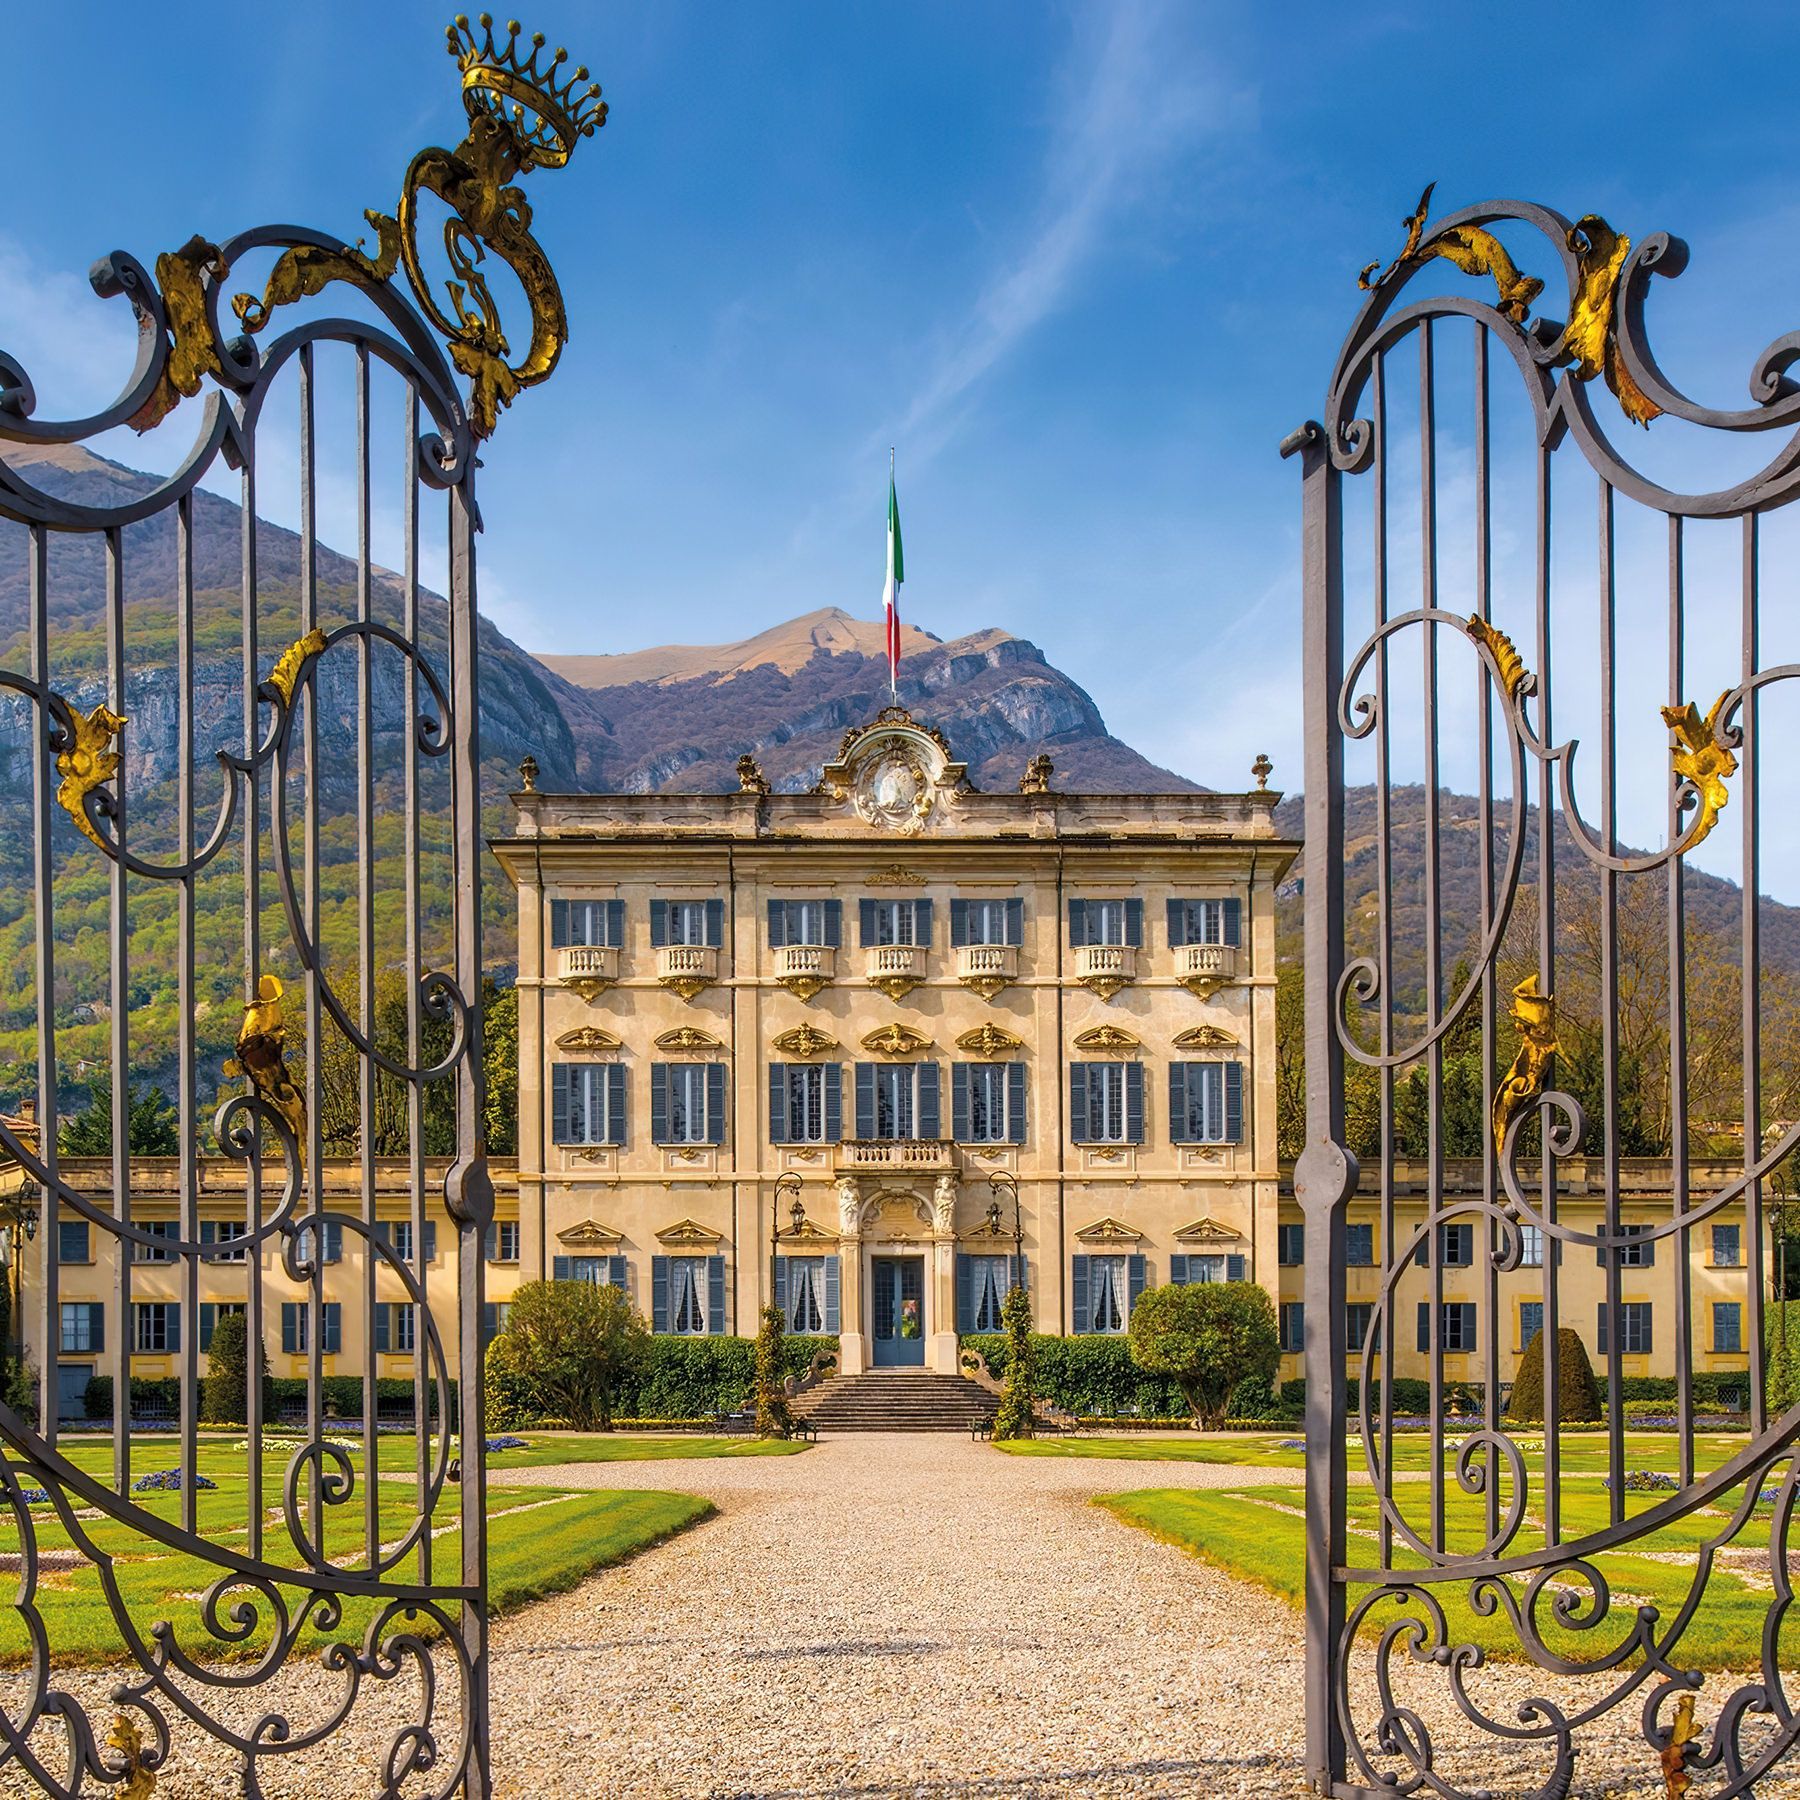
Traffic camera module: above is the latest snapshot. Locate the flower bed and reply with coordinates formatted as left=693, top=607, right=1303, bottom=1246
left=131, top=1469, right=217, bottom=1493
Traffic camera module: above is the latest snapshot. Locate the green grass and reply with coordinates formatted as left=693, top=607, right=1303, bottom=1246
left=402, top=1432, right=810, bottom=1470
left=0, top=1435, right=714, bottom=1667
left=994, top=1434, right=1306, bottom=1467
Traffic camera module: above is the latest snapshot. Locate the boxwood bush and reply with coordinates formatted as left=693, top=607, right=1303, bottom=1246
left=961, top=1333, right=1190, bottom=1418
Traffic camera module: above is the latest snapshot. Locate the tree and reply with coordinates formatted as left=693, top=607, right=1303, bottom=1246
left=489, top=1279, right=648, bottom=1430
left=1506, top=1325, right=1601, bottom=1423
left=1126, top=1281, right=1281, bottom=1429
left=991, top=1282, right=1036, bottom=1440
left=58, top=1073, right=180, bottom=1156
left=753, top=1304, right=794, bottom=1438
left=482, top=981, right=519, bottom=1156
left=200, top=1311, right=252, bottom=1424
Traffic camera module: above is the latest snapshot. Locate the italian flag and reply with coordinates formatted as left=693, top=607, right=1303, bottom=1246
left=882, top=467, right=904, bottom=698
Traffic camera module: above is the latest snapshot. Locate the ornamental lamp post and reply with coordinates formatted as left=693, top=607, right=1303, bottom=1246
left=987, top=1171, right=1024, bottom=1296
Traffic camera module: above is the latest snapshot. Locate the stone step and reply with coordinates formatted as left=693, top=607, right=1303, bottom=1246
left=795, top=1373, right=998, bottom=1433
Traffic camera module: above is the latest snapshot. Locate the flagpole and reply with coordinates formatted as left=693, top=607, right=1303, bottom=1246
left=887, top=448, right=899, bottom=701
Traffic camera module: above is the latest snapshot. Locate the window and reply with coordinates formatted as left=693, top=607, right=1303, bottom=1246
left=655, top=899, right=720, bottom=947
left=958, top=1254, right=1017, bottom=1333
left=60, top=1302, right=103, bottom=1354
left=485, top=1221, right=520, bottom=1263
left=1712, top=1225, right=1742, bottom=1268
left=280, top=1303, right=343, bottom=1356
left=552, top=1063, right=627, bottom=1146
left=1279, top=1302, right=1305, bottom=1354
left=854, top=1063, right=941, bottom=1141
left=953, top=1063, right=1026, bottom=1144
left=1345, top=1303, right=1380, bottom=1352
left=1165, top=898, right=1242, bottom=947
left=1070, top=1063, right=1143, bottom=1144
left=1599, top=1224, right=1655, bottom=1269
left=1414, top=1224, right=1474, bottom=1268
left=480, top=1301, right=512, bottom=1346
left=1068, top=898, right=1142, bottom=947
left=58, top=1221, right=91, bottom=1265
left=860, top=898, right=932, bottom=947
left=132, top=1304, right=179, bottom=1354
left=1519, top=1300, right=1544, bottom=1351
left=1714, top=1301, right=1743, bottom=1353
left=1346, top=1223, right=1374, bottom=1267
left=767, top=899, right=842, bottom=948
left=1519, top=1225, right=1545, bottom=1268
left=201, top=1219, right=248, bottom=1263
left=1598, top=1301, right=1652, bottom=1356
left=199, top=1303, right=243, bottom=1352
left=1169, top=1062, right=1243, bottom=1144
left=1171, top=1253, right=1246, bottom=1284
left=134, top=1220, right=177, bottom=1264
left=1083, top=1256, right=1131, bottom=1334
left=951, top=898, right=1023, bottom=947
left=550, top=898, right=622, bottom=947
left=295, top=1219, right=344, bottom=1265
left=658, top=1256, right=715, bottom=1337
left=552, top=1254, right=627, bottom=1288
left=770, top=1063, right=842, bottom=1144
left=1277, top=1223, right=1304, bottom=1267
left=382, top=1220, right=438, bottom=1264
left=781, top=1256, right=838, bottom=1335
left=1416, top=1303, right=1477, bottom=1354
left=652, top=1063, right=725, bottom=1146
left=375, top=1304, right=416, bottom=1354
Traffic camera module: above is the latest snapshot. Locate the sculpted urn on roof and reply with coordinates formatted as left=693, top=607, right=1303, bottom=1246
left=815, top=706, right=970, bottom=835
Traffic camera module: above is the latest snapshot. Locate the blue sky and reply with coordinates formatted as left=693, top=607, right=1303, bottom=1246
left=8, top=2, right=1800, bottom=890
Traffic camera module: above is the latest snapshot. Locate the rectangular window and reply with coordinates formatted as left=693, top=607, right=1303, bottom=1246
left=1088, top=900, right=1128, bottom=946
left=666, top=1257, right=710, bottom=1336
left=959, top=899, right=1018, bottom=946
left=1519, top=1225, right=1545, bottom=1268
left=1078, top=1063, right=1129, bottom=1143
left=552, top=1063, right=626, bottom=1146
left=1345, top=1223, right=1374, bottom=1267
left=203, top=1219, right=249, bottom=1263
left=132, top=1303, right=179, bottom=1354
left=58, top=1221, right=91, bottom=1265
left=379, top=1304, right=417, bottom=1354
left=1714, top=1301, right=1743, bottom=1353
left=777, top=1063, right=837, bottom=1144
left=1414, top=1223, right=1474, bottom=1268
left=60, top=1302, right=102, bottom=1354
left=965, top=1254, right=1012, bottom=1332
left=295, top=1219, right=344, bottom=1266
left=666, top=900, right=712, bottom=946
left=1598, top=1301, right=1653, bottom=1356
left=281, top=1303, right=343, bottom=1356
left=853, top=1061, right=944, bottom=1142
left=1169, top=1061, right=1241, bottom=1144
left=868, top=899, right=917, bottom=946
left=964, top=1064, right=1013, bottom=1143
left=133, top=1220, right=177, bottom=1264
left=550, top=898, right=621, bottom=947
left=774, top=899, right=835, bottom=946
left=384, top=1220, right=438, bottom=1265
left=1415, top=1303, right=1478, bottom=1354
left=1174, top=1253, right=1245, bottom=1285
left=1618, top=1226, right=1654, bottom=1269
left=1087, top=1255, right=1131, bottom=1334
left=554, top=1255, right=628, bottom=1288
left=874, top=1064, right=915, bottom=1139
left=784, top=1256, right=835, bottom=1334
left=1345, top=1303, right=1380, bottom=1352
left=1166, top=898, right=1242, bottom=947
left=656, top=1062, right=721, bottom=1146
left=485, top=1221, right=520, bottom=1263
left=1277, top=1223, right=1304, bottom=1267
left=1519, top=1300, right=1544, bottom=1351
left=1279, top=1301, right=1305, bottom=1354
left=1712, top=1225, right=1742, bottom=1268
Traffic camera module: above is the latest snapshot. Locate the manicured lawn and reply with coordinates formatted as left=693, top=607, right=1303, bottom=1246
left=391, top=1432, right=811, bottom=1470
left=995, top=1434, right=1305, bottom=1468
left=0, top=1436, right=713, bottom=1667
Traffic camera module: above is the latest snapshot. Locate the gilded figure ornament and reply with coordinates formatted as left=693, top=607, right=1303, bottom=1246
left=736, top=754, right=771, bottom=796
left=54, top=700, right=127, bottom=851
left=655, top=1026, right=723, bottom=1052
left=956, top=1022, right=1023, bottom=1056
left=861, top=1022, right=932, bottom=1057
left=1490, top=973, right=1558, bottom=1159
left=772, top=1023, right=837, bottom=1058
left=866, top=863, right=929, bottom=887
left=870, top=973, right=922, bottom=1003
left=1662, top=693, right=1736, bottom=851
left=1358, top=183, right=1543, bottom=324
left=1467, top=615, right=1529, bottom=702
left=265, top=628, right=328, bottom=708
left=1073, top=1024, right=1141, bottom=1054
left=106, top=1712, right=156, bottom=1800
left=236, top=974, right=307, bottom=1156
left=130, top=235, right=231, bottom=434
left=1172, top=1024, right=1237, bottom=1050
left=518, top=754, right=538, bottom=792
left=1018, top=752, right=1054, bottom=795
left=554, top=1025, right=621, bottom=1053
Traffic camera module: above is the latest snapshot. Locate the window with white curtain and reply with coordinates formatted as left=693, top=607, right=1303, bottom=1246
left=669, top=1257, right=708, bottom=1335
left=969, top=1255, right=1009, bottom=1331
left=788, top=1258, right=826, bottom=1334
left=1089, top=1256, right=1127, bottom=1334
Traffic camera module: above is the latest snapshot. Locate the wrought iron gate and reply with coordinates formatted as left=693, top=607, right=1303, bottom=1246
left=0, top=19, right=598, bottom=1796
left=1294, top=191, right=1800, bottom=1795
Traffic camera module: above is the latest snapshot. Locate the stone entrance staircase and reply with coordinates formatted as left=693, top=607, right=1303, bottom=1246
left=794, top=1371, right=999, bottom=1433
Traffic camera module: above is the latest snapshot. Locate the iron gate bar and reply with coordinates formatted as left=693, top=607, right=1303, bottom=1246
left=1293, top=189, right=1800, bottom=1797
left=0, top=18, right=601, bottom=1798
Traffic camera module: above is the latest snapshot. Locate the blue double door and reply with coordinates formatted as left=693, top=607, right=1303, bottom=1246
left=870, top=1255, right=926, bottom=1367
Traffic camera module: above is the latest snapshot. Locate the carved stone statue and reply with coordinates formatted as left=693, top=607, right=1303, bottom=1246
left=1019, top=752, right=1054, bottom=795
left=836, top=1174, right=862, bottom=1236
left=736, top=753, right=771, bottom=796
left=933, top=1172, right=958, bottom=1234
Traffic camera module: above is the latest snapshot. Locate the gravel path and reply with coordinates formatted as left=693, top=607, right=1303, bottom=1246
left=5, top=1436, right=1800, bottom=1798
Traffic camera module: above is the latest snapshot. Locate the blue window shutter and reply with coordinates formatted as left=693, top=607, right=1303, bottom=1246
left=1225, top=1061, right=1244, bottom=1144
left=1125, top=1062, right=1145, bottom=1144
left=199, top=1220, right=215, bottom=1247
left=774, top=1256, right=789, bottom=1319
left=1071, top=1256, right=1092, bottom=1334
left=707, top=1063, right=726, bottom=1145
left=652, top=1257, right=669, bottom=1332
left=768, top=1064, right=787, bottom=1144
left=552, top=1064, right=569, bottom=1144
left=707, top=1255, right=726, bottom=1335
left=1169, top=1064, right=1190, bottom=1143
left=824, top=899, right=843, bottom=948
left=281, top=1304, right=297, bottom=1355
left=914, top=898, right=933, bottom=947
left=956, top=1254, right=973, bottom=1333
left=767, top=900, right=787, bottom=948
left=1169, top=1254, right=1189, bottom=1285
left=917, top=1061, right=941, bottom=1139
left=1007, top=1062, right=1027, bottom=1143
left=650, top=1066, right=669, bottom=1144
left=950, top=898, right=969, bottom=946
left=606, top=898, right=625, bottom=946
left=650, top=899, right=669, bottom=947
left=824, top=1064, right=843, bottom=1141
left=199, top=1303, right=216, bottom=1351
left=1124, top=898, right=1144, bottom=948
left=859, top=898, right=877, bottom=946
left=323, top=1305, right=341, bottom=1355
left=1223, top=897, right=1242, bottom=948
left=855, top=1064, right=876, bottom=1138
left=607, top=1064, right=627, bottom=1145
left=1166, top=898, right=1187, bottom=947
left=88, top=1304, right=105, bottom=1352
left=375, top=1305, right=390, bottom=1353
left=1005, top=896, right=1024, bottom=946
left=1067, top=898, right=1087, bottom=945
left=483, top=1224, right=496, bottom=1261
left=325, top=1221, right=343, bottom=1264
left=1226, top=1253, right=1247, bottom=1282
left=553, top=1255, right=571, bottom=1281
left=1069, top=1065, right=1090, bottom=1143
left=951, top=1065, right=970, bottom=1142
left=1128, top=1255, right=1147, bottom=1310
left=824, top=1256, right=840, bottom=1332
left=481, top=1302, right=497, bottom=1346
left=550, top=898, right=570, bottom=947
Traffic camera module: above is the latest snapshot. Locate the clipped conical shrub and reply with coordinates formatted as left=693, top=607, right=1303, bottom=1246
left=1507, top=1324, right=1601, bottom=1423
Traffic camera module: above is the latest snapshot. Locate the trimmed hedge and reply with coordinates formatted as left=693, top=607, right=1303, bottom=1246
left=85, top=1375, right=459, bottom=1423
left=961, top=1333, right=1190, bottom=1419
left=614, top=1336, right=835, bottom=1420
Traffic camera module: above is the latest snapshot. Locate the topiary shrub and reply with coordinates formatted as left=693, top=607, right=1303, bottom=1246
left=1127, top=1281, right=1281, bottom=1429
left=1507, top=1326, right=1601, bottom=1423
left=991, top=1285, right=1036, bottom=1440
left=497, top=1280, right=650, bottom=1431
left=200, top=1312, right=250, bottom=1424
left=753, top=1306, right=794, bottom=1438
left=484, top=1330, right=538, bottom=1433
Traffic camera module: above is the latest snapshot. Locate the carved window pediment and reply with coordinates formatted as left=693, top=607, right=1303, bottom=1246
left=1172, top=1024, right=1238, bottom=1051
left=772, top=1023, right=838, bottom=1058
left=555, top=1026, right=622, bottom=1054
left=655, top=1025, right=725, bottom=1053
left=1173, top=1215, right=1244, bottom=1245
left=557, top=1217, right=624, bottom=1250
left=866, top=863, right=929, bottom=887
left=862, top=1021, right=933, bottom=1057
left=1073, top=1024, right=1141, bottom=1054
left=956, top=1022, right=1023, bottom=1056
left=1073, top=1215, right=1144, bottom=1245
left=655, top=1218, right=724, bottom=1249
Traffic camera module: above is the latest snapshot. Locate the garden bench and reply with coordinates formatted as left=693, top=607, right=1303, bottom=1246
left=969, top=1418, right=992, bottom=1441
left=790, top=1419, right=819, bottom=1443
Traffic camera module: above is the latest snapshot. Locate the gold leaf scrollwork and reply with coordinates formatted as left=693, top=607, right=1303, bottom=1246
left=233, top=213, right=403, bottom=334
left=265, top=628, right=328, bottom=708
left=1358, top=183, right=1543, bottom=324
left=1662, top=692, right=1737, bottom=852
left=1659, top=1690, right=1702, bottom=1798
left=107, top=1712, right=156, bottom=1800
left=1466, top=615, right=1529, bottom=702
left=130, top=235, right=230, bottom=435
left=55, top=701, right=127, bottom=850
left=1557, top=214, right=1661, bottom=429
left=1491, top=974, right=1558, bottom=1160
left=236, top=974, right=308, bottom=1158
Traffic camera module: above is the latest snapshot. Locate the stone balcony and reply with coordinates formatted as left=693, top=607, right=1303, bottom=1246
left=837, top=1138, right=957, bottom=1173
left=557, top=944, right=618, bottom=1000
left=774, top=943, right=836, bottom=1001
left=955, top=943, right=1017, bottom=999
left=865, top=942, right=926, bottom=1001
left=1177, top=942, right=1238, bottom=997
left=657, top=943, right=719, bottom=1001
left=1073, top=942, right=1136, bottom=1000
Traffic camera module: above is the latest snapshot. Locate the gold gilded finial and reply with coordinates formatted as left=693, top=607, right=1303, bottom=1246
left=1662, top=694, right=1736, bottom=852
left=55, top=700, right=127, bottom=850
left=1467, top=616, right=1529, bottom=702
left=1251, top=753, right=1273, bottom=790
left=236, top=975, right=307, bottom=1158
left=518, top=753, right=539, bottom=792
left=1491, top=974, right=1558, bottom=1159
left=1019, top=753, right=1054, bottom=795
left=107, top=1712, right=155, bottom=1800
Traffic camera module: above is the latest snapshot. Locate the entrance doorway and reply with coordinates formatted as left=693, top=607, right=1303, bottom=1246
left=870, top=1256, right=925, bottom=1366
